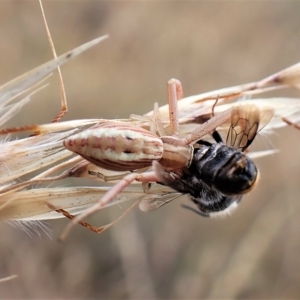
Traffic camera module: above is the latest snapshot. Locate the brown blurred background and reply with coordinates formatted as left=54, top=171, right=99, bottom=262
left=0, top=1, right=300, bottom=298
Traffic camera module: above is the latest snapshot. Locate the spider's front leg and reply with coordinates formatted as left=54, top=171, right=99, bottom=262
left=167, top=78, right=183, bottom=136
left=59, top=170, right=159, bottom=241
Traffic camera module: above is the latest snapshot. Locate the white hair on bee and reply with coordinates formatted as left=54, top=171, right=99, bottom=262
left=208, top=201, right=239, bottom=218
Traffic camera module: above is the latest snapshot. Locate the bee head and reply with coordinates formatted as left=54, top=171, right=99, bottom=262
left=213, top=152, right=258, bottom=196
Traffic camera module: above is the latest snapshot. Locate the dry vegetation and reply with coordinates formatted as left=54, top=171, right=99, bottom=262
left=0, top=1, right=300, bottom=298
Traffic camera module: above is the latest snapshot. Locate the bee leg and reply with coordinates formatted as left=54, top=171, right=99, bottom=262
left=181, top=204, right=210, bottom=217
left=211, top=130, right=223, bottom=143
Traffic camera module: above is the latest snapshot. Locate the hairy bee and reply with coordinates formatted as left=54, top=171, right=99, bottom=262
left=146, top=104, right=273, bottom=217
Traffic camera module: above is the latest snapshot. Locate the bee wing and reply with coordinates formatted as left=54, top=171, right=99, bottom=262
left=138, top=161, right=184, bottom=212
left=139, top=191, right=181, bottom=212
left=226, top=104, right=274, bottom=151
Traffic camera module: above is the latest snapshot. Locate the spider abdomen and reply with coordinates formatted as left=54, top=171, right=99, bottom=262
left=64, top=122, right=164, bottom=171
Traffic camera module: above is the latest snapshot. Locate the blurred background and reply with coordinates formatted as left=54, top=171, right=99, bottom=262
left=0, top=1, right=300, bottom=298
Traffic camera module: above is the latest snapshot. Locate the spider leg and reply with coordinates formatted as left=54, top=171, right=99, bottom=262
left=152, top=102, right=167, bottom=136
left=59, top=171, right=159, bottom=241
left=183, top=107, right=232, bottom=145
left=88, top=170, right=131, bottom=182
left=282, top=117, right=300, bottom=130
left=167, top=78, right=183, bottom=136
left=48, top=201, right=139, bottom=234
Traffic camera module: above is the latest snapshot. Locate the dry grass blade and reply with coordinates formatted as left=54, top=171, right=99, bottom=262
left=0, top=35, right=108, bottom=106
left=144, top=62, right=300, bottom=131
left=0, top=275, right=18, bottom=284
left=0, top=186, right=163, bottom=220
left=38, top=0, right=68, bottom=123
left=257, top=61, right=300, bottom=88
left=0, top=36, right=114, bottom=224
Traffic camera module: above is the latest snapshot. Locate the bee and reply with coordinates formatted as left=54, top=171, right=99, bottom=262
left=145, top=104, right=274, bottom=217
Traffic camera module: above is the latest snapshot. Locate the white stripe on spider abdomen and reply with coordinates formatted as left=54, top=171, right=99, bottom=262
left=64, top=122, right=164, bottom=171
